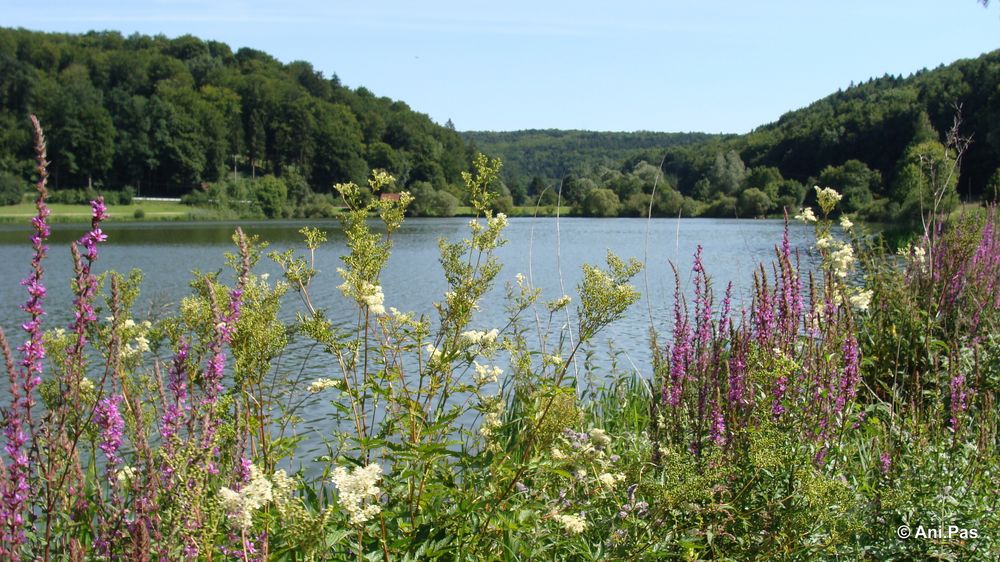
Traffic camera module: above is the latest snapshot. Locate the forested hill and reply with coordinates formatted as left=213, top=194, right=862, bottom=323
left=618, top=49, right=1000, bottom=223
left=496, top=49, right=999, bottom=224
left=461, top=129, right=721, bottom=183
left=0, top=27, right=473, bottom=198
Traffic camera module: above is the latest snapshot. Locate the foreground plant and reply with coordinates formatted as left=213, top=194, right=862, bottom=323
left=0, top=118, right=996, bottom=561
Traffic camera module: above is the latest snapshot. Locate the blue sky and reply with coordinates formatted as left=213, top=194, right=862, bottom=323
left=3, top=0, right=999, bottom=133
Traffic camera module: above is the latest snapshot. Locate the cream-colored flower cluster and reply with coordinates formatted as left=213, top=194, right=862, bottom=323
left=547, top=294, right=572, bottom=312
left=308, top=378, right=342, bottom=393
left=830, top=243, right=856, bottom=279
left=478, top=395, right=505, bottom=444
left=897, top=243, right=927, bottom=268
left=219, top=465, right=274, bottom=530
left=794, top=207, right=817, bottom=223
left=849, top=289, right=873, bottom=311
left=424, top=343, right=442, bottom=363
left=552, top=513, right=588, bottom=534
left=460, top=328, right=499, bottom=346
left=597, top=471, right=626, bottom=488
left=473, top=361, right=503, bottom=386
left=331, top=463, right=383, bottom=526
left=360, top=283, right=386, bottom=316
left=814, top=185, right=843, bottom=214
left=104, top=317, right=153, bottom=361
left=336, top=274, right=387, bottom=316
left=115, top=465, right=136, bottom=487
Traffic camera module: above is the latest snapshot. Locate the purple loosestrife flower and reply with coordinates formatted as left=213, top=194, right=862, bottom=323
left=880, top=452, right=892, bottom=476
left=771, top=375, right=788, bottom=419
left=94, top=395, right=125, bottom=469
left=67, top=197, right=108, bottom=382
left=727, top=338, right=748, bottom=409
left=2, top=115, right=51, bottom=555
left=160, top=340, right=190, bottom=445
left=663, top=265, right=692, bottom=407
left=709, top=400, right=726, bottom=447
left=834, top=336, right=860, bottom=415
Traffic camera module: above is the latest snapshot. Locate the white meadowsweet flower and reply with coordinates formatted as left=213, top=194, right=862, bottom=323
left=849, top=289, right=873, bottom=311
left=814, top=186, right=843, bottom=213
left=116, top=465, right=136, bottom=487
left=553, top=513, right=588, bottom=534
left=545, top=354, right=564, bottom=366
left=482, top=329, right=499, bottom=345
left=831, top=243, right=855, bottom=278
left=271, top=469, right=296, bottom=499
left=479, top=409, right=503, bottom=438
left=515, top=272, right=526, bottom=286
left=473, top=361, right=503, bottom=385
left=308, top=378, right=342, bottom=393
left=460, top=330, right=485, bottom=344
left=218, top=465, right=273, bottom=530
left=597, top=472, right=625, bottom=488
left=489, top=213, right=508, bottom=230
left=134, top=334, right=150, bottom=354
left=794, top=207, right=817, bottom=223
left=79, top=377, right=95, bottom=393
left=840, top=216, right=853, bottom=231
left=425, top=344, right=442, bottom=362
left=815, top=235, right=833, bottom=250
left=331, top=464, right=383, bottom=526
left=588, top=428, right=611, bottom=449
left=123, top=318, right=137, bottom=329
left=360, top=283, right=386, bottom=316
left=548, top=295, right=572, bottom=312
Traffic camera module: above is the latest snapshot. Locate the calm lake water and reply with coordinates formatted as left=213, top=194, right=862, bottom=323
left=0, top=217, right=818, bottom=470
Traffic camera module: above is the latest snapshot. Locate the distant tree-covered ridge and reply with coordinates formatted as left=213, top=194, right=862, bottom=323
left=0, top=27, right=477, bottom=216
left=461, top=129, right=722, bottom=184
left=465, top=51, right=1000, bottom=226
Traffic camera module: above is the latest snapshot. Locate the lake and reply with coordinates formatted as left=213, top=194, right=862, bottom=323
left=0, top=217, right=818, bottom=469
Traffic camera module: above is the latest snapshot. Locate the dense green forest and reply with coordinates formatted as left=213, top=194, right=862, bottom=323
left=461, top=129, right=720, bottom=186
left=0, top=27, right=477, bottom=217
left=1, top=27, right=998, bottom=224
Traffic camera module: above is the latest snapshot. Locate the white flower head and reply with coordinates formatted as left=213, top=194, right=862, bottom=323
left=814, top=186, right=842, bottom=214
left=588, top=428, right=611, bottom=449
left=553, top=513, right=588, bottom=534
left=473, top=361, right=503, bottom=386
left=597, top=472, right=625, bottom=488
left=547, top=295, right=572, bottom=312
left=331, top=464, right=383, bottom=525
left=308, top=378, right=342, bottom=393
left=218, top=465, right=273, bottom=530
left=360, top=283, right=386, bottom=316
left=831, top=243, right=855, bottom=278
left=116, top=465, right=136, bottom=487
left=849, top=289, right=873, bottom=311
left=794, top=207, right=817, bottom=223
left=839, top=215, right=853, bottom=231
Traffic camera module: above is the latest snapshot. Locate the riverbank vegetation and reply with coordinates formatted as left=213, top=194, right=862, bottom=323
left=0, top=118, right=996, bottom=560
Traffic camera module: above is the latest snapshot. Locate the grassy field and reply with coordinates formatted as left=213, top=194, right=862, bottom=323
left=0, top=201, right=221, bottom=223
